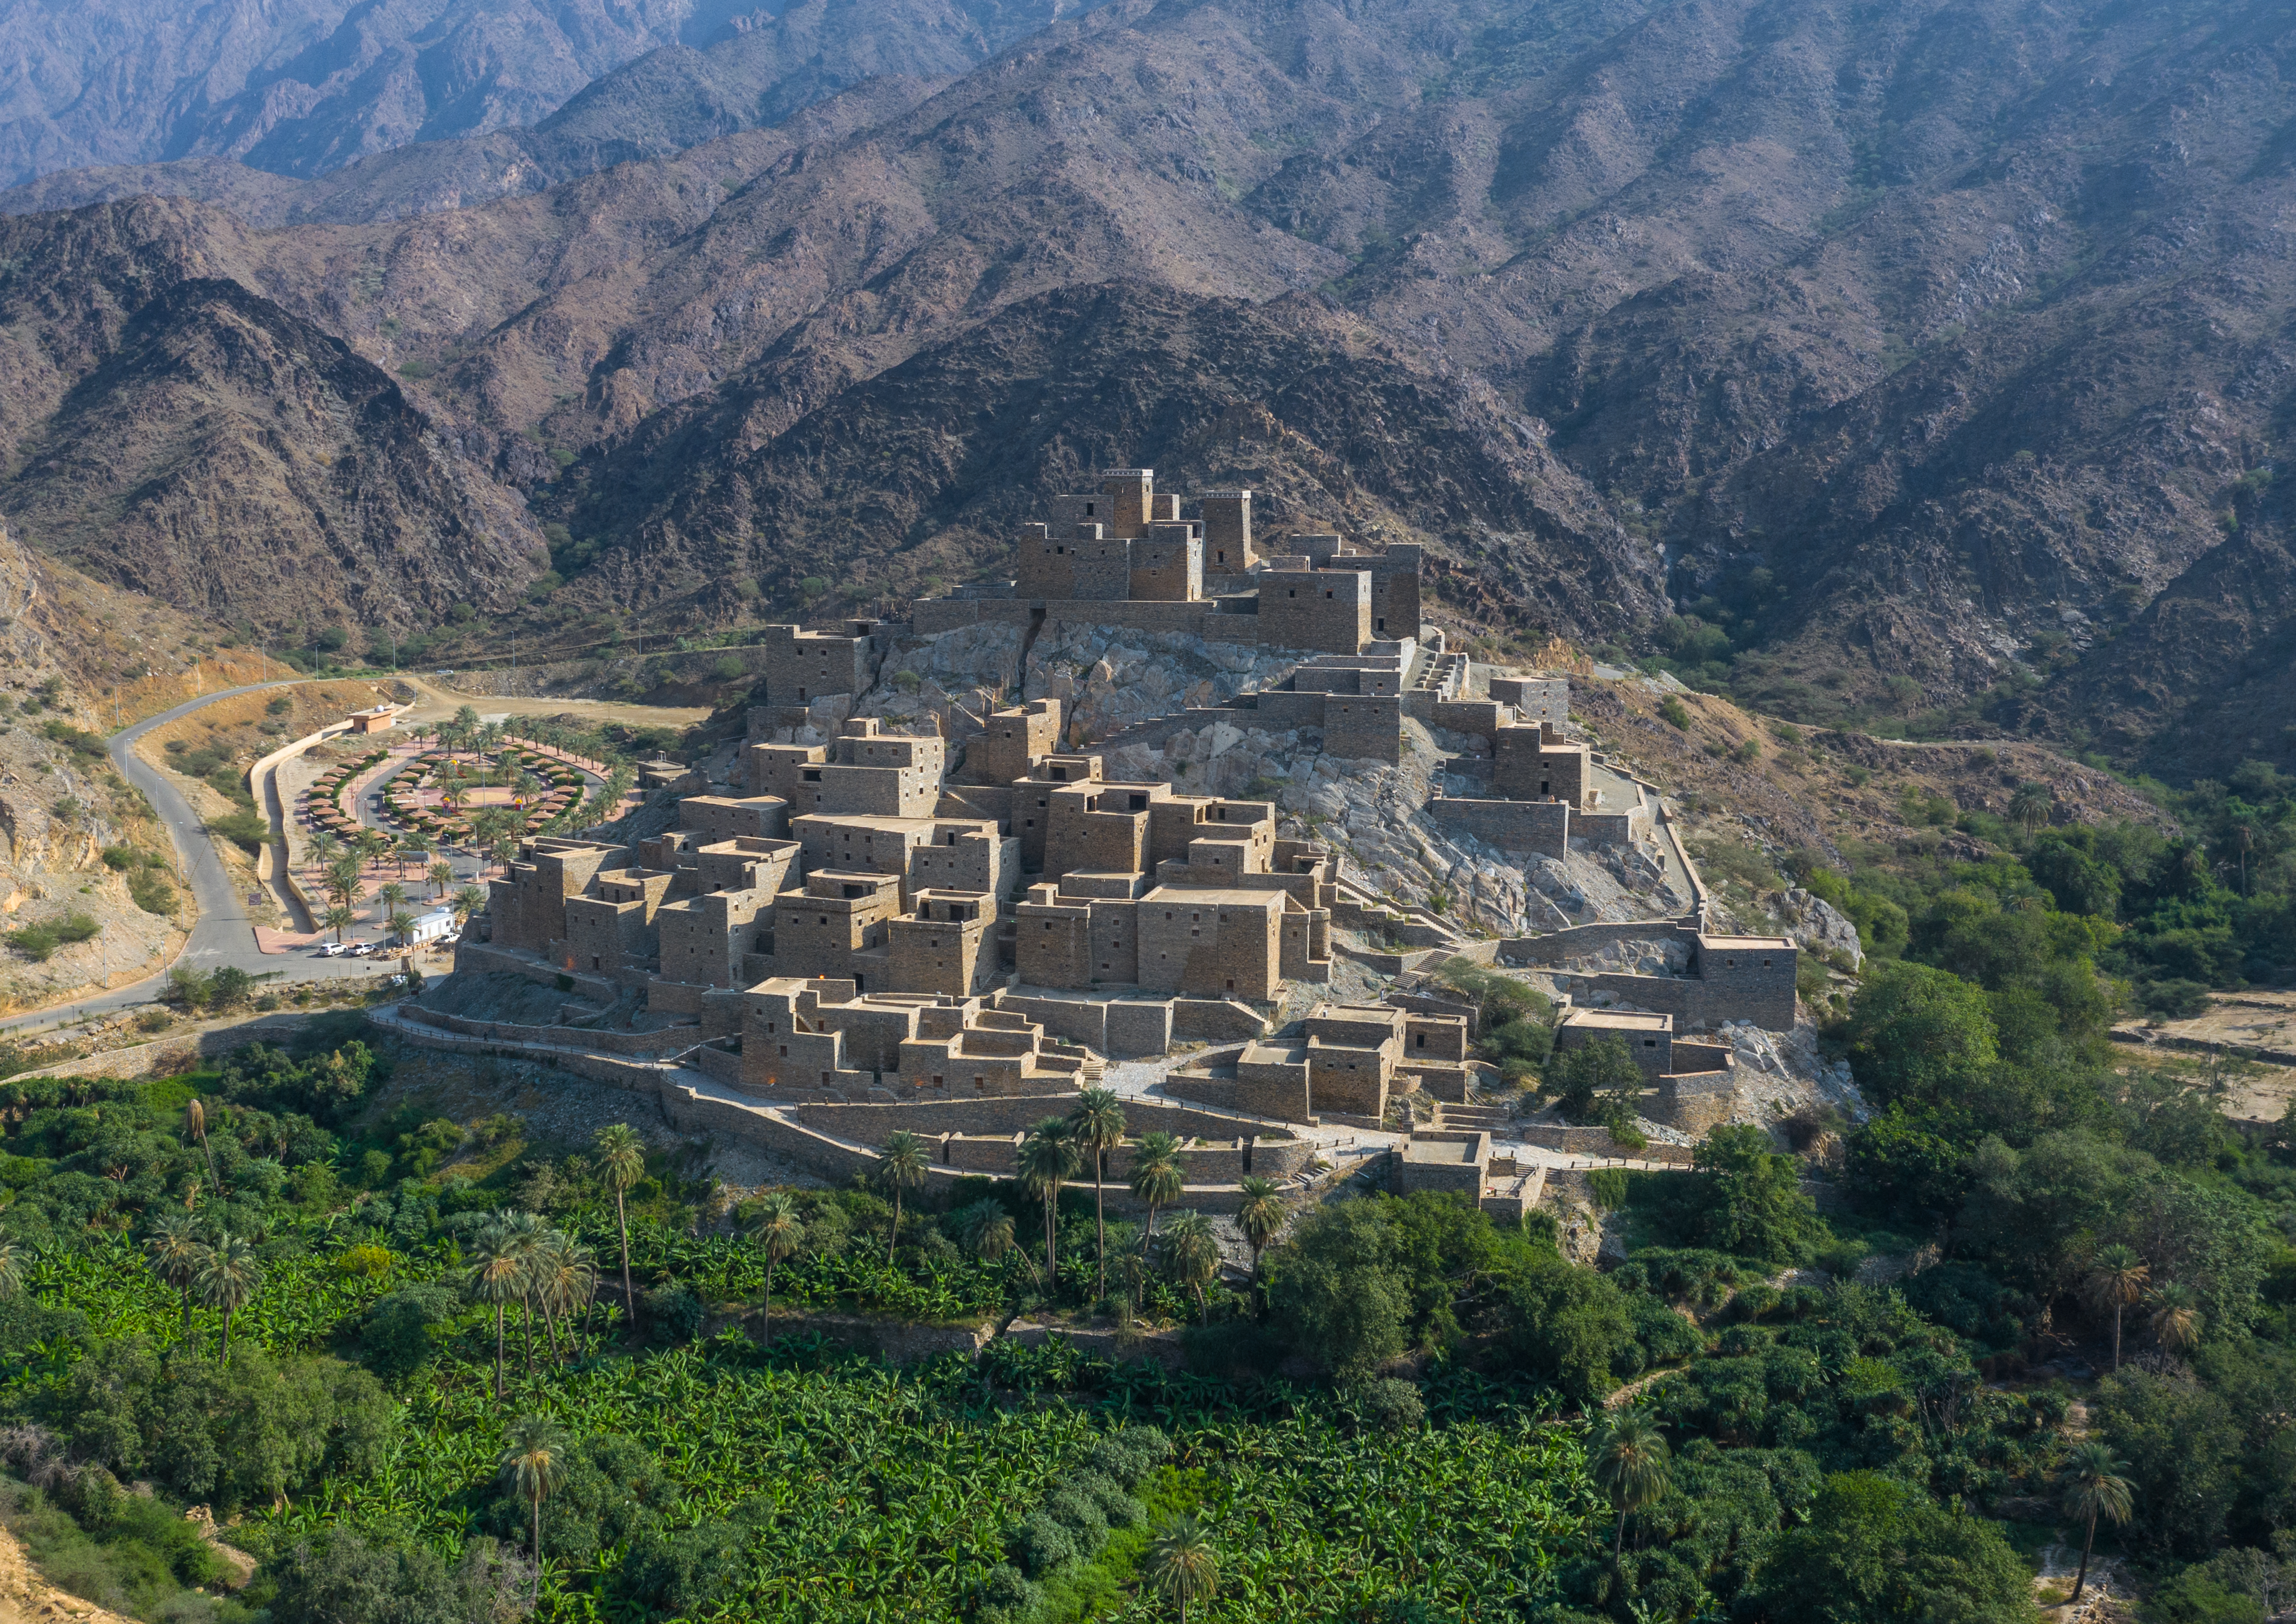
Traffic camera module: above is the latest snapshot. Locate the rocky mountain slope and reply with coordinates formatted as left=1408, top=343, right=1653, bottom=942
left=0, top=0, right=754, bottom=188
left=0, top=0, right=1102, bottom=226
left=0, top=0, right=2291, bottom=779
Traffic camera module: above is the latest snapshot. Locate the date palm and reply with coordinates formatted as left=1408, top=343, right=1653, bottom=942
left=498, top=1415, right=569, bottom=1588
left=183, top=1098, right=217, bottom=1184
left=1159, top=1210, right=1220, bottom=1324
left=1143, top=1515, right=1218, bottom=1624
left=466, top=1216, right=528, bottom=1400
left=323, top=903, right=355, bottom=945
left=530, top=1230, right=595, bottom=1360
left=596, top=1124, right=646, bottom=1335
left=428, top=860, right=455, bottom=899
left=1590, top=1416, right=1670, bottom=1562
left=1017, top=1118, right=1081, bottom=1284
left=144, top=1216, right=207, bottom=1334
left=1128, top=1131, right=1183, bottom=1246
left=2010, top=781, right=2054, bottom=834
left=494, top=1210, right=549, bottom=1369
left=2147, top=1282, right=2202, bottom=1358
left=878, top=1132, right=931, bottom=1264
left=1235, top=1177, right=1286, bottom=1279
left=324, top=855, right=362, bottom=908
left=379, top=881, right=408, bottom=915
left=309, top=828, right=342, bottom=868
left=194, top=1232, right=264, bottom=1366
left=2084, top=1244, right=2149, bottom=1372
left=452, top=885, right=487, bottom=927
left=752, top=1193, right=803, bottom=1337
left=2060, top=1442, right=2133, bottom=1601
left=958, top=1199, right=1016, bottom=1266
left=1066, top=1088, right=1127, bottom=1296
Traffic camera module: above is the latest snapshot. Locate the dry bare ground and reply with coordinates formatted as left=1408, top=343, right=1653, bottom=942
left=0, top=1521, right=135, bottom=1624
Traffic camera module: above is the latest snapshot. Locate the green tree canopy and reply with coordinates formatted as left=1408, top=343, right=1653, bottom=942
left=1749, top=1471, right=2040, bottom=1624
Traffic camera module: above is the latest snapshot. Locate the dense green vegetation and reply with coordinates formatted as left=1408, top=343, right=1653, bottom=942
left=8, top=749, right=2296, bottom=1622
left=0, top=1031, right=1610, bottom=1623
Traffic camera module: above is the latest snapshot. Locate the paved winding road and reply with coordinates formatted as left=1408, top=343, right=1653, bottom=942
left=0, top=681, right=391, bottom=1037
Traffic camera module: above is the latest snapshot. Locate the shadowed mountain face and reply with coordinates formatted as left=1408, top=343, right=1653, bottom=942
left=2, top=0, right=2295, bottom=776
left=0, top=202, right=542, bottom=630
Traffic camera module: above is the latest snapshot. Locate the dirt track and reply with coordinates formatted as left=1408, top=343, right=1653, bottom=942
left=394, top=676, right=712, bottom=731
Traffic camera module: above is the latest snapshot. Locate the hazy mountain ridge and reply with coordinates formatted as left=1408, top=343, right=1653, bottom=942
left=0, top=0, right=1108, bottom=226
left=0, top=0, right=762, bottom=188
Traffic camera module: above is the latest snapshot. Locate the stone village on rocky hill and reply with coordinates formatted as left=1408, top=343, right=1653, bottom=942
left=372, top=468, right=1804, bottom=1220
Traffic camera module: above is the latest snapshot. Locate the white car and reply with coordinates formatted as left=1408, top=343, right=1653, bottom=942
left=316, top=941, right=349, bottom=957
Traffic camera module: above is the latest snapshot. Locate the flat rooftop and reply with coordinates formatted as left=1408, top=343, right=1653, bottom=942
left=1402, top=1135, right=1486, bottom=1165
left=1564, top=1009, right=1673, bottom=1031
left=1699, top=934, right=1795, bottom=949
left=1141, top=886, right=1285, bottom=909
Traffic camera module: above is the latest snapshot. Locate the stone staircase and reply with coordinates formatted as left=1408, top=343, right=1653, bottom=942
left=1432, top=1099, right=1514, bottom=1133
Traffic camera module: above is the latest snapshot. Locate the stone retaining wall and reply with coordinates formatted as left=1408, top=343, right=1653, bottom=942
left=398, top=1003, right=697, bottom=1056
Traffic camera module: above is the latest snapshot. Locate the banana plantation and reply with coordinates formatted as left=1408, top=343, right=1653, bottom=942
left=0, top=1035, right=1599, bottom=1623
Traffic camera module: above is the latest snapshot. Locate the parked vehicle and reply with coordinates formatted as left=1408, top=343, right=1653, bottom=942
left=316, top=941, right=348, bottom=957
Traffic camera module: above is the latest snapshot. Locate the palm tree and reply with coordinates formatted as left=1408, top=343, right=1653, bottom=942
left=2084, top=1244, right=2150, bottom=1372
left=388, top=910, right=417, bottom=954
left=958, top=1199, right=1015, bottom=1266
left=1143, top=1515, right=1219, bottom=1623
left=1590, top=1416, right=1671, bottom=1562
left=309, top=828, right=342, bottom=868
left=1129, top=1131, right=1183, bottom=1246
left=428, top=860, right=455, bottom=900
left=356, top=829, right=390, bottom=873
left=194, top=1232, right=264, bottom=1366
left=396, top=834, right=429, bottom=878
left=184, top=1098, right=217, bottom=1184
left=2147, top=1282, right=2203, bottom=1358
left=452, top=885, right=488, bottom=928
left=1067, top=1088, right=1127, bottom=1297
left=530, top=1230, right=595, bottom=1360
left=379, top=881, right=408, bottom=916
left=1017, top=1118, right=1081, bottom=1284
left=143, top=1217, right=207, bottom=1334
left=596, top=1124, right=646, bottom=1335
left=2010, top=781, right=2054, bottom=835
left=498, top=1415, right=570, bottom=1588
left=1235, top=1177, right=1286, bottom=1279
left=466, top=1216, right=528, bottom=1401
left=752, top=1192, right=803, bottom=1337
left=878, top=1132, right=931, bottom=1264
left=494, top=1210, right=549, bottom=1369
left=2060, top=1441, right=2134, bottom=1601
left=325, top=855, right=363, bottom=908
left=1159, top=1210, right=1220, bottom=1324
left=324, top=903, right=355, bottom=945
